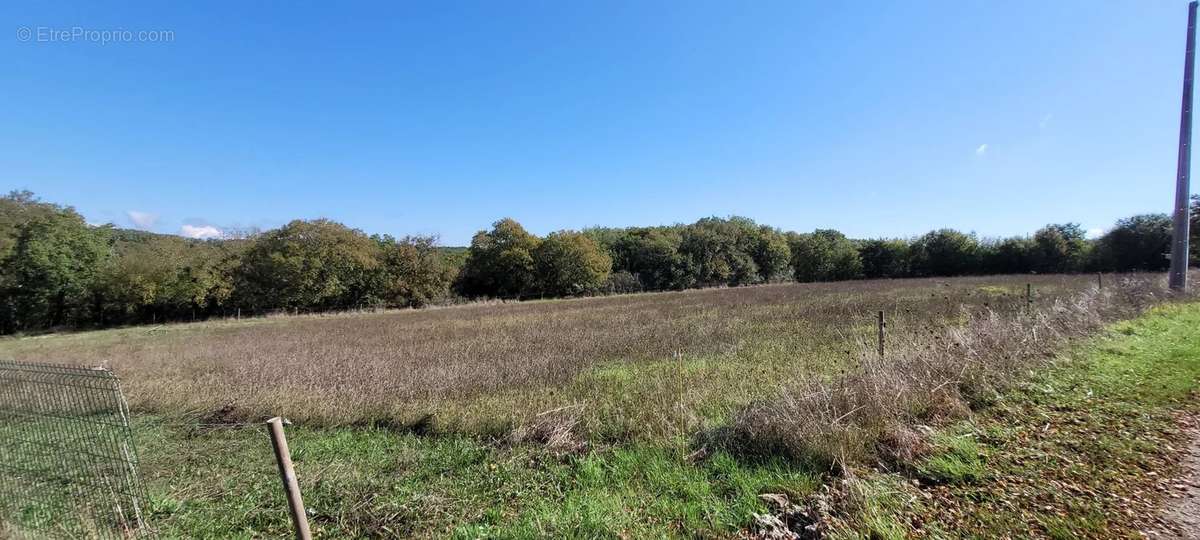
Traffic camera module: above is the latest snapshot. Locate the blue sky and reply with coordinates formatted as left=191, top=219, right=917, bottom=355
left=1, top=1, right=1194, bottom=245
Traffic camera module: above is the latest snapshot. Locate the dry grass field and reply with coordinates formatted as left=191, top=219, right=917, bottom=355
left=2, top=272, right=1194, bottom=539
left=0, top=274, right=1108, bottom=442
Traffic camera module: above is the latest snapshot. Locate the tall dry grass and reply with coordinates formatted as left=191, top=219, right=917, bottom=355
left=729, top=274, right=1183, bottom=470
left=0, top=274, right=1133, bottom=441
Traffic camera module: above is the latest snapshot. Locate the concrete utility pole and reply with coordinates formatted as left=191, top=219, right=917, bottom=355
left=1170, top=1, right=1198, bottom=291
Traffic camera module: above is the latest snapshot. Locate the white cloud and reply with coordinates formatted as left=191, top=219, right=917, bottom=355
left=126, top=210, right=158, bottom=230
left=180, top=224, right=223, bottom=239
left=1086, top=228, right=1104, bottom=239
left=1039, top=113, right=1053, bottom=129
left=975, top=143, right=988, bottom=156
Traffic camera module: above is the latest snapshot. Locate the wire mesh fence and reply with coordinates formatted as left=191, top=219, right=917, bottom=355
left=0, top=360, right=150, bottom=539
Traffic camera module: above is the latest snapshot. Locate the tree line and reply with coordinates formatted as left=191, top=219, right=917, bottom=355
left=1, top=190, right=1196, bottom=333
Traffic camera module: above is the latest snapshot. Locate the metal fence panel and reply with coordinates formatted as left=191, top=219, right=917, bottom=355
left=0, top=360, right=150, bottom=539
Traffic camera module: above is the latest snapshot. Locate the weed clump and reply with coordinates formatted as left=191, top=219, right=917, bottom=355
left=507, top=404, right=587, bottom=454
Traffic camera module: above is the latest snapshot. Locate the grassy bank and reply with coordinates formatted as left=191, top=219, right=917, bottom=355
left=817, top=301, right=1200, bottom=538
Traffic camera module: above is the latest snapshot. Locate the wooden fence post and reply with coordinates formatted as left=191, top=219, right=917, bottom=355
left=1026, top=283, right=1033, bottom=309
left=267, top=417, right=312, bottom=540
left=877, top=310, right=886, bottom=358
left=1097, top=273, right=1103, bottom=290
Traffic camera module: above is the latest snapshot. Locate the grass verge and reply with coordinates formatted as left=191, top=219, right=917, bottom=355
left=824, top=301, right=1200, bottom=538
left=135, top=419, right=820, bottom=538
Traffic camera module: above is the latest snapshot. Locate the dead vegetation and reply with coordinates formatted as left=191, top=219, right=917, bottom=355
left=730, top=275, right=1178, bottom=471
left=0, top=274, right=1136, bottom=442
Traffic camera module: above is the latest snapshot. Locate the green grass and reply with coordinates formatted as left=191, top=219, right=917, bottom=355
left=134, top=418, right=818, bottom=538
left=868, top=301, right=1200, bottom=538
left=914, top=430, right=984, bottom=485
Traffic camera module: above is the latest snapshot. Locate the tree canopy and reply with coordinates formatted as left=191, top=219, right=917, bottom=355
left=788, top=229, right=862, bottom=282
left=456, top=218, right=542, bottom=298
left=235, top=219, right=382, bottom=311
left=534, top=231, right=611, bottom=297
left=0, top=190, right=1193, bottom=334
left=0, top=194, right=110, bottom=332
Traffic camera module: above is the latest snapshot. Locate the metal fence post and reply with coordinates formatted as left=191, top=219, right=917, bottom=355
left=266, top=417, right=312, bottom=540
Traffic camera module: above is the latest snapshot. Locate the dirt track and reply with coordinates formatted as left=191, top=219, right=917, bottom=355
left=1150, top=414, right=1200, bottom=540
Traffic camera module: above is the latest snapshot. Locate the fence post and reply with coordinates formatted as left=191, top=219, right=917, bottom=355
left=1097, top=273, right=1103, bottom=290
left=877, top=310, right=886, bottom=358
left=1026, top=283, right=1033, bottom=310
left=675, top=350, right=687, bottom=444
left=266, top=417, right=312, bottom=540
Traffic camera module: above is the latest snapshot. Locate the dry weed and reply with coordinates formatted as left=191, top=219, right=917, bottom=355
left=731, top=275, right=1182, bottom=470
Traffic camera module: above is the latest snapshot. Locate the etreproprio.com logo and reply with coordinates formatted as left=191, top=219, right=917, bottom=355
left=16, top=26, right=174, bottom=43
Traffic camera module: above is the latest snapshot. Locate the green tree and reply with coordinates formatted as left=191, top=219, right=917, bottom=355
left=1031, top=223, right=1089, bottom=273
left=678, top=217, right=761, bottom=287
left=0, top=190, right=65, bottom=262
left=751, top=225, right=791, bottom=282
left=581, top=227, right=629, bottom=255
left=609, top=227, right=686, bottom=291
left=788, top=229, right=862, bottom=282
left=534, top=231, right=612, bottom=296
left=374, top=235, right=453, bottom=308
left=457, top=218, right=542, bottom=298
left=94, top=232, right=243, bottom=324
left=234, top=219, right=381, bottom=311
left=910, top=229, right=980, bottom=277
left=858, top=239, right=911, bottom=279
left=981, top=236, right=1035, bottom=275
left=95, top=240, right=176, bottom=323
left=0, top=208, right=111, bottom=331
left=1093, top=214, right=1172, bottom=271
